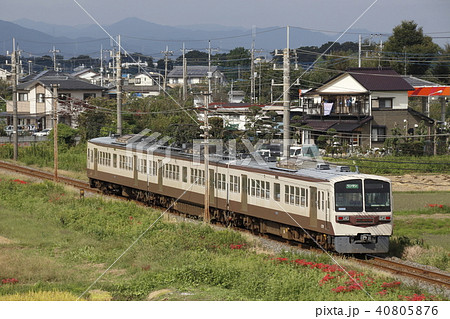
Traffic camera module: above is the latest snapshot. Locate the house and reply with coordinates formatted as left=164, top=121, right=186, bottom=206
left=301, top=68, right=434, bottom=149
left=3, top=74, right=105, bottom=130
left=71, top=67, right=103, bottom=86
left=167, top=66, right=226, bottom=87
left=0, top=68, right=11, bottom=82
left=228, top=90, right=246, bottom=103
left=404, top=75, right=450, bottom=122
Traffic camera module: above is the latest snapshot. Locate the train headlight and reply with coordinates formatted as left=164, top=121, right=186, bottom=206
left=379, top=216, right=392, bottom=222
left=336, top=216, right=350, bottom=222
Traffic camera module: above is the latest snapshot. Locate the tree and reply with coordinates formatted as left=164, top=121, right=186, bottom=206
left=430, top=44, right=450, bottom=85
left=77, top=97, right=116, bottom=141
left=175, top=50, right=208, bottom=66
left=383, top=21, right=440, bottom=76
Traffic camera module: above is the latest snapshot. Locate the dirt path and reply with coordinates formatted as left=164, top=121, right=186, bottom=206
left=387, top=174, right=450, bottom=192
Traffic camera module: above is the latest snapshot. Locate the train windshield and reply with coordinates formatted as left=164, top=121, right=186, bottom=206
left=364, top=179, right=391, bottom=212
left=335, top=179, right=363, bottom=212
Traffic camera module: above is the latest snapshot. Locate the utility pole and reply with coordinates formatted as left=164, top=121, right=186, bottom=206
left=181, top=43, right=193, bottom=100
left=207, top=40, right=219, bottom=99
left=52, top=84, right=59, bottom=182
left=282, top=25, right=291, bottom=158
left=116, top=35, right=122, bottom=136
left=161, top=46, right=173, bottom=92
left=358, top=34, right=362, bottom=68
left=202, top=92, right=211, bottom=223
left=49, top=46, right=60, bottom=71
left=250, top=27, right=256, bottom=104
left=182, top=43, right=187, bottom=101
left=10, top=38, right=19, bottom=161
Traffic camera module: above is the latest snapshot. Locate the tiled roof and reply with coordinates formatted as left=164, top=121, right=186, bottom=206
left=17, top=76, right=105, bottom=91
left=168, top=66, right=219, bottom=78
left=402, top=75, right=440, bottom=88
left=347, top=68, right=413, bottom=91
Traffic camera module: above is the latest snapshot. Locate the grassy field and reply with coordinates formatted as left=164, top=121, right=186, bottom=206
left=0, top=174, right=446, bottom=301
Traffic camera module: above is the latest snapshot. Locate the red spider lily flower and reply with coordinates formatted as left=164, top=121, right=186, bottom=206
left=381, top=281, right=401, bottom=289
left=399, top=293, right=427, bottom=301
left=13, top=179, right=27, bottom=184
left=1, top=278, right=19, bottom=285
left=377, top=290, right=387, bottom=296
left=319, top=274, right=336, bottom=285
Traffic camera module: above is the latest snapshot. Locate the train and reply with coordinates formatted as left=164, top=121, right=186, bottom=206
left=87, top=134, right=393, bottom=254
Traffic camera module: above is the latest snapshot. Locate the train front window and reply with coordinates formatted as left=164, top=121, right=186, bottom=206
left=335, top=180, right=363, bottom=212
left=365, top=179, right=391, bottom=212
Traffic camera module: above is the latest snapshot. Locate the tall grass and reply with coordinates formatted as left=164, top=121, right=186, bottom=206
left=0, top=142, right=86, bottom=172
left=329, top=155, right=450, bottom=174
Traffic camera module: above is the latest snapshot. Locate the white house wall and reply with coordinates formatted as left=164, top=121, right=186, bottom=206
left=319, top=74, right=367, bottom=94
left=371, top=91, right=409, bottom=109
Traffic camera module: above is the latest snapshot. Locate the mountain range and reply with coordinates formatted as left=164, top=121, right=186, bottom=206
left=0, top=18, right=367, bottom=58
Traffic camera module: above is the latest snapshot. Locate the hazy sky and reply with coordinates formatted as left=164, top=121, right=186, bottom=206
left=2, top=0, right=450, bottom=37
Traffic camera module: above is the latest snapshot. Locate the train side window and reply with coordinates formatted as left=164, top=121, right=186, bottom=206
left=318, top=191, right=321, bottom=210
left=290, top=186, right=295, bottom=205
left=301, top=188, right=306, bottom=207
left=321, top=191, right=325, bottom=210
left=274, top=183, right=280, bottom=201
left=265, top=181, right=270, bottom=199
left=285, top=185, right=289, bottom=203
left=295, top=187, right=300, bottom=206
left=251, top=179, right=256, bottom=197
left=182, top=167, right=187, bottom=182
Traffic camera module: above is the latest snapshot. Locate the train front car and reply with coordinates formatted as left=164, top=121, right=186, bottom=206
left=331, top=176, right=392, bottom=254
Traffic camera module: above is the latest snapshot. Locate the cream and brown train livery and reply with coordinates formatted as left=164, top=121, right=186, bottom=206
left=87, top=135, right=393, bottom=254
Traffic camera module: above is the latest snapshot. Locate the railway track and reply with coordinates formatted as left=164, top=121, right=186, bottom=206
left=356, top=255, right=450, bottom=290
left=0, top=160, right=98, bottom=194
left=1, top=160, right=450, bottom=291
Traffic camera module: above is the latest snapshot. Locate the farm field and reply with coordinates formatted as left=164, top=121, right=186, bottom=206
left=0, top=173, right=446, bottom=301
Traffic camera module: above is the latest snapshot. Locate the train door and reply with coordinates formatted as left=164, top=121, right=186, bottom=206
left=158, top=159, right=163, bottom=192
left=325, top=191, right=331, bottom=229
left=133, top=155, right=138, bottom=186
left=93, top=148, right=98, bottom=177
left=241, top=174, right=248, bottom=212
left=309, top=186, right=317, bottom=227
left=209, top=169, right=216, bottom=207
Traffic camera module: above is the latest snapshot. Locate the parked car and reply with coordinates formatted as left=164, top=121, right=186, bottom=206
left=4, top=125, right=27, bottom=136
left=32, top=128, right=52, bottom=137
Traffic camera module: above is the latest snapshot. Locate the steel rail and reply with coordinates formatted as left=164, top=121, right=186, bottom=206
left=0, top=160, right=98, bottom=194
left=357, top=255, right=450, bottom=289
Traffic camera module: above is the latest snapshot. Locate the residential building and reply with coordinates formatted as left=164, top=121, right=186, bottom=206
left=71, top=67, right=102, bottom=86
left=0, top=68, right=11, bottom=82
left=301, top=68, right=434, bottom=149
left=3, top=74, right=105, bottom=130
left=167, top=66, right=225, bottom=87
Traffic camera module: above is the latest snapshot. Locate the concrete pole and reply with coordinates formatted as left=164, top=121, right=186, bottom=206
left=12, top=38, right=18, bottom=161
left=52, top=84, right=59, bottom=182
left=116, top=35, right=122, bottom=136
left=203, top=93, right=210, bottom=223
left=282, top=26, right=291, bottom=158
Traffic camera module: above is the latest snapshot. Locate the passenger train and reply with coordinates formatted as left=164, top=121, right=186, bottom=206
left=87, top=135, right=393, bottom=254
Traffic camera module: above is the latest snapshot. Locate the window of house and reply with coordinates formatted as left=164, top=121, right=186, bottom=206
left=371, top=126, right=386, bottom=142
left=18, top=93, right=28, bottom=101
left=135, top=78, right=141, bottom=84
left=37, top=93, right=45, bottom=103
left=58, top=93, right=71, bottom=101
left=83, top=93, right=96, bottom=100
left=379, top=98, right=392, bottom=108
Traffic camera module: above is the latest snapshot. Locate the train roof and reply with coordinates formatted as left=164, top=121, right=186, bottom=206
left=88, top=136, right=390, bottom=184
